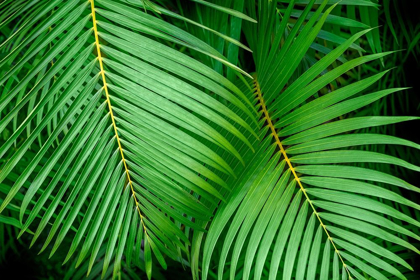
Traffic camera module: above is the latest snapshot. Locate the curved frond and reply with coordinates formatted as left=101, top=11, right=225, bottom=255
left=0, top=0, right=257, bottom=278
left=201, top=1, right=420, bottom=280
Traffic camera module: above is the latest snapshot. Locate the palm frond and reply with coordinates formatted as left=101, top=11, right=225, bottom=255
left=0, top=0, right=257, bottom=278
left=201, top=1, right=420, bottom=279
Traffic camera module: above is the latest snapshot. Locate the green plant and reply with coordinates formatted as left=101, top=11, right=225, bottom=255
left=0, top=0, right=419, bottom=279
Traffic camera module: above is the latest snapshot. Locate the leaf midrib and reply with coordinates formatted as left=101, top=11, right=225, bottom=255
left=90, top=0, right=145, bottom=226
left=254, top=78, right=353, bottom=279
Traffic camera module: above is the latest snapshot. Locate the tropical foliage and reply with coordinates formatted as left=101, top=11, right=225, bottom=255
left=0, top=0, right=419, bottom=279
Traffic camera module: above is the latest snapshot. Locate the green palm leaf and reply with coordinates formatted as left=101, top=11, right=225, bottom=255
left=200, top=1, right=419, bottom=280
left=0, top=0, right=257, bottom=278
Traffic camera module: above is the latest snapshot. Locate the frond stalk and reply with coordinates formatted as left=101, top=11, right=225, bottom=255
left=254, top=78, right=352, bottom=279
left=89, top=0, right=146, bottom=232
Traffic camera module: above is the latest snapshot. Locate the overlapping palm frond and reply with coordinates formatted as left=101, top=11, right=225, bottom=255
left=0, top=0, right=258, bottom=278
left=1, top=0, right=419, bottom=279
left=200, top=1, right=420, bottom=279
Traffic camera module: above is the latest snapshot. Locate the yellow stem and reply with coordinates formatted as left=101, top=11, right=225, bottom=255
left=254, top=79, right=352, bottom=279
left=89, top=0, right=146, bottom=233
